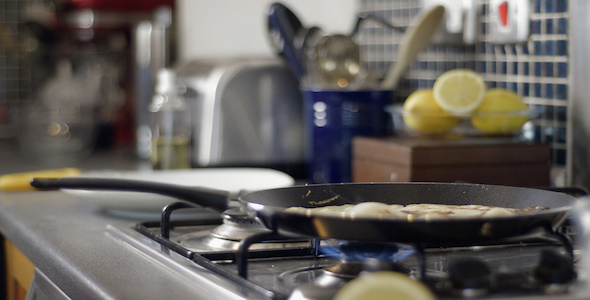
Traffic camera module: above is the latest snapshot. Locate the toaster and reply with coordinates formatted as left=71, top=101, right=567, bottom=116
left=176, top=58, right=305, bottom=178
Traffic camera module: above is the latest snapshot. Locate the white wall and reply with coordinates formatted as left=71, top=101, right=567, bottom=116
left=176, top=0, right=357, bottom=62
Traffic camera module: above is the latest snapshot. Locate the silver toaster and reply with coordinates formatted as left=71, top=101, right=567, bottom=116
left=176, top=58, right=305, bottom=176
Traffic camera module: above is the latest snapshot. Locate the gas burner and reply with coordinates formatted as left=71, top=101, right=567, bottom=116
left=324, top=259, right=411, bottom=279
left=278, top=255, right=431, bottom=285
left=211, top=208, right=271, bottom=240
left=315, top=259, right=420, bottom=289
left=281, top=258, right=446, bottom=300
left=323, top=261, right=363, bottom=279
left=175, top=208, right=309, bottom=252
left=319, top=240, right=413, bottom=261
left=277, top=262, right=362, bottom=300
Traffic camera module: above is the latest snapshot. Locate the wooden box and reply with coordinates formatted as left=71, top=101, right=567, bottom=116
left=352, top=136, right=551, bottom=187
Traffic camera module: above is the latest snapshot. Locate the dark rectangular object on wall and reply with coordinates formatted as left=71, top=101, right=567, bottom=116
left=352, top=136, right=551, bottom=187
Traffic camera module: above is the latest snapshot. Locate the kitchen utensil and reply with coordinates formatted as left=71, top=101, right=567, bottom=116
left=30, top=179, right=575, bottom=244
left=381, top=5, right=445, bottom=90
left=312, top=7, right=443, bottom=89
left=295, top=26, right=323, bottom=85
left=312, top=12, right=400, bottom=89
left=314, top=34, right=361, bottom=88
left=267, top=3, right=307, bottom=79
left=350, top=12, right=405, bottom=37
left=294, top=26, right=322, bottom=61
left=56, top=168, right=295, bottom=215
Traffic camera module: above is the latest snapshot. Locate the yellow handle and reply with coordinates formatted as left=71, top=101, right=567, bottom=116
left=0, top=168, right=81, bottom=191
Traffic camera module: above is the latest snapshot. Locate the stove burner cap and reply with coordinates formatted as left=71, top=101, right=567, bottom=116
left=324, top=258, right=411, bottom=280
left=221, top=207, right=255, bottom=223
left=324, top=261, right=363, bottom=279
left=362, top=258, right=411, bottom=274
left=210, top=208, right=270, bottom=241
left=176, top=207, right=307, bottom=252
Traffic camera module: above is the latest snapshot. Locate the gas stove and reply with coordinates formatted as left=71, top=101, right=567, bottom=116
left=106, top=197, right=590, bottom=300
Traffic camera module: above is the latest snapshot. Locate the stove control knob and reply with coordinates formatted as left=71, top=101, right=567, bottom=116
left=534, top=249, right=575, bottom=284
left=448, top=257, right=492, bottom=297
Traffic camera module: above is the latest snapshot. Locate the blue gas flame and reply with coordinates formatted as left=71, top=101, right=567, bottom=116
left=320, top=241, right=415, bottom=262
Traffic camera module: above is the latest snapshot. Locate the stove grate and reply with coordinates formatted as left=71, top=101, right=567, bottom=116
left=133, top=200, right=578, bottom=299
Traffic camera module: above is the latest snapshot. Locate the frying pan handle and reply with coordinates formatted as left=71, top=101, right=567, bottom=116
left=30, top=177, right=230, bottom=213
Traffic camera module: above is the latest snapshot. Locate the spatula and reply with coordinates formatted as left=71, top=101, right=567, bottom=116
left=381, top=5, right=445, bottom=90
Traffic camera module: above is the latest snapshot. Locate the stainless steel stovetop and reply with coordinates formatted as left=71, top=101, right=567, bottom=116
left=105, top=202, right=590, bottom=300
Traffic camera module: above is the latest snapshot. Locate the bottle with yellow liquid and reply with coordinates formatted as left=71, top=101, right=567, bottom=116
left=150, top=69, right=192, bottom=169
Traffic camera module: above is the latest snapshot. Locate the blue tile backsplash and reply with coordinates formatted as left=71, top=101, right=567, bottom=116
left=359, top=0, right=570, bottom=166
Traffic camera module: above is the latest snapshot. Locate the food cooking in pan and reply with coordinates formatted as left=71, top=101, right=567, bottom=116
left=285, top=202, right=548, bottom=221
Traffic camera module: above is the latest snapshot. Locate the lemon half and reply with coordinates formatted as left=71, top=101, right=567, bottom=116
left=433, top=69, right=486, bottom=114
left=471, top=89, right=529, bottom=134
left=334, top=271, right=436, bottom=300
left=402, top=89, right=460, bottom=133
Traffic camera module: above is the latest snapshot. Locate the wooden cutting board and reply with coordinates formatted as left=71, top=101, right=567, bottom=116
left=352, top=136, right=551, bottom=187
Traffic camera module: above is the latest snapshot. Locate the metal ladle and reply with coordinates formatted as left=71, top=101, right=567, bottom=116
left=313, top=14, right=405, bottom=89
left=312, top=7, right=444, bottom=90
left=304, top=6, right=445, bottom=89
left=315, top=34, right=361, bottom=88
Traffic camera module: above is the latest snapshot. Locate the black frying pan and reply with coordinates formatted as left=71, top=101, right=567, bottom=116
left=30, top=179, right=576, bottom=243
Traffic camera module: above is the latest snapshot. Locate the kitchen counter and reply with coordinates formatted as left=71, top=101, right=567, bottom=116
left=0, top=190, right=216, bottom=299
left=0, top=141, right=240, bottom=299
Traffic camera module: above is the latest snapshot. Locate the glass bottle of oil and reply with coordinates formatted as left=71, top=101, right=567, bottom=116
left=149, top=69, right=191, bottom=169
